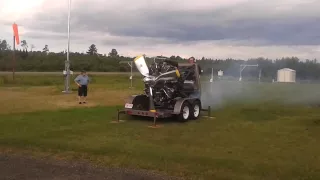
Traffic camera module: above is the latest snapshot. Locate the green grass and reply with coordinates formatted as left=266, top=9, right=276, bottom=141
left=1, top=73, right=320, bottom=179
left=1, top=104, right=320, bottom=179
left=0, top=74, right=144, bottom=90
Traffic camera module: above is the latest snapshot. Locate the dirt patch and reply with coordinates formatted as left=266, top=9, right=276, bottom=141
left=0, top=86, right=137, bottom=114
left=52, top=100, right=99, bottom=108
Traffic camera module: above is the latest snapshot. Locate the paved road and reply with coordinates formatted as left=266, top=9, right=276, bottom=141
left=0, top=153, right=181, bottom=180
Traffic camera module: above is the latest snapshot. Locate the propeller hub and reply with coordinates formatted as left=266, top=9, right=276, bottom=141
left=143, top=76, right=156, bottom=83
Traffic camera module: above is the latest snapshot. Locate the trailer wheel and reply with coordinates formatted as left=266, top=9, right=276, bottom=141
left=177, top=101, right=191, bottom=122
left=190, top=100, right=201, bottom=120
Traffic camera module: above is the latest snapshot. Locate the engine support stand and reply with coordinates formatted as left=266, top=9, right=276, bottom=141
left=201, top=106, right=215, bottom=119
left=148, top=112, right=163, bottom=128
left=110, top=109, right=126, bottom=123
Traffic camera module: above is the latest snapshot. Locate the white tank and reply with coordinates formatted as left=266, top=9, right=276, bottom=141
left=277, top=68, right=296, bottom=82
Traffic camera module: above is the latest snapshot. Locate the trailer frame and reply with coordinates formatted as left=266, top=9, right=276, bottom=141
left=115, top=105, right=212, bottom=127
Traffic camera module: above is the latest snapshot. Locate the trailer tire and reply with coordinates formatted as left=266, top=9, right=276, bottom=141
left=177, top=101, right=191, bottom=122
left=190, top=100, right=201, bottom=120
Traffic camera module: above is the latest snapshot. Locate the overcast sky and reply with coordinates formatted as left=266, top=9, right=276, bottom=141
left=0, top=0, right=320, bottom=59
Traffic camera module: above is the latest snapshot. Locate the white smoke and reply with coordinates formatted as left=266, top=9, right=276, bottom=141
left=200, top=78, right=320, bottom=110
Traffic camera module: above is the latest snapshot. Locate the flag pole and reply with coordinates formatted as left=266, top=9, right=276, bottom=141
left=12, top=35, right=15, bottom=81
left=12, top=22, right=19, bottom=81
left=63, top=0, right=71, bottom=93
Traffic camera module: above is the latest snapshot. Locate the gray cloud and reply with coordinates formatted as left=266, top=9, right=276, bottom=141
left=2, top=0, right=320, bottom=60
left=20, top=0, right=320, bottom=47
left=23, top=31, right=68, bottom=40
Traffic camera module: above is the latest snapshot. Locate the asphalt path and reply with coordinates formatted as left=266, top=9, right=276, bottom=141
left=0, top=153, right=181, bottom=180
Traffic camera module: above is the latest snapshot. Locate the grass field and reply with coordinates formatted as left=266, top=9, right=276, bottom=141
left=1, top=73, right=320, bottom=180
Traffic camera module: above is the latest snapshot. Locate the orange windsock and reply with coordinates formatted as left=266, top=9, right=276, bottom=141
left=12, top=23, right=20, bottom=45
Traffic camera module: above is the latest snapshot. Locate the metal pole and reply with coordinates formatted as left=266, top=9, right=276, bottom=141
left=63, top=0, right=71, bottom=93
left=117, top=109, right=120, bottom=122
left=210, top=68, right=213, bottom=92
left=259, top=69, right=261, bottom=84
left=12, top=35, right=15, bottom=81
left=120, top=61, right=134, bottom=88
left=130, top=62, right=133, bottom=88
left=239, top=66, right=242, bottom=81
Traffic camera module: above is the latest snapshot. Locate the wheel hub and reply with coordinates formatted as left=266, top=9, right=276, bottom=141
left=194, top=104, right=200, bottom=117
left=183, top=106, right=189, bottom=119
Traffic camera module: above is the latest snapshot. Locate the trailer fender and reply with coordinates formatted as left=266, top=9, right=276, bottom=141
left=125, top=94, right=150, bottom=110
left=173, top=98, right=198, bottom=114
left=123, top=95, right=135, bottom=109
left=124, top=95, right=136, bottom=104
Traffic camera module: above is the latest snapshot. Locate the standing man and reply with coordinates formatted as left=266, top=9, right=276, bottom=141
left=74, top=70, right=90, bottom=104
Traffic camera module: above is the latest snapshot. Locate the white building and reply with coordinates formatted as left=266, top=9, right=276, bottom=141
left=277, top=68, right=296, bottom=83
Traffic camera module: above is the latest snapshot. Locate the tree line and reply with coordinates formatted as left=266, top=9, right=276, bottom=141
left=0, top=39, right=320, bottom=81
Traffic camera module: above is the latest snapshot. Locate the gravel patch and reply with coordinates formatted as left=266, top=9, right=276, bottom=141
left=0, top=153, right=182, bottom=180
